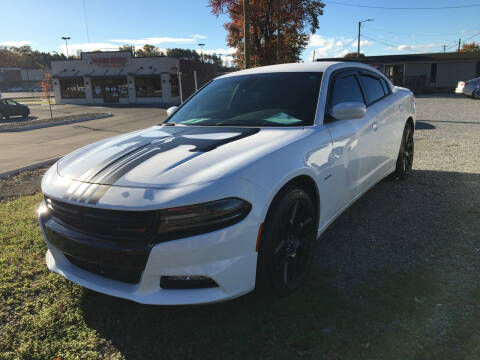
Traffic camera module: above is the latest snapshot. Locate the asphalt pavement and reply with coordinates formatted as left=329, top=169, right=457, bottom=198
left=0, top=104, right=167, bottom=174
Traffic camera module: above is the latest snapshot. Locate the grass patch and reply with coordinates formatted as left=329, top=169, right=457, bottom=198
left=1, top=173, right=480, bottom=360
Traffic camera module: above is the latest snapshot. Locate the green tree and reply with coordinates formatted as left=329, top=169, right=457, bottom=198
left=135, top=44, right=164, bottom=57
left=118, top=44, right=135, bottom=55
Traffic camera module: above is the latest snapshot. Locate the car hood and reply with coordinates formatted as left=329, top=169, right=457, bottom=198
left=57, top=125, right=308, bottom=189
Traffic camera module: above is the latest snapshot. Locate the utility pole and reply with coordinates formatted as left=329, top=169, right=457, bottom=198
left=357, top=19, right=373, bottom=57
left=61, top=36, right=71, bottom=58
left=458, top=38, right=461, bottom=52
left=244, top=0, right=250, bottom=69
left=276, top=0, right=280, bottom=64
left=442, top=45, right=447, bottom=53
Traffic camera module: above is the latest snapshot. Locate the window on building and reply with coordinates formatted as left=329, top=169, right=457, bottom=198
left=135, top=77, right=162, bottom=97
left=430, top=63, right=437, bottom=83
left=60, top=78, right=85, bottom=99
left=359, top=74, right=385, bottom=104
left=170, top=74, right=180, bottom=97
left=92, top=77, right=128, bottom=99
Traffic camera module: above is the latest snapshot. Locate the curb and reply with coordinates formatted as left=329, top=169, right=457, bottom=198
left=0, top=113, right=114, bottom=133
left=0, top=157, right=60, bottom=179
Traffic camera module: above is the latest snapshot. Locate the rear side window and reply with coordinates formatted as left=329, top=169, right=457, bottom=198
left=330, top=74, right=364, bottom=107
left=360, top=74, right=385, bottom=104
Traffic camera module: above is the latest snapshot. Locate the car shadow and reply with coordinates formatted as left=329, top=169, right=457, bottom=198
left=415, top=121, right=435, bottom=130
left=80, top=169, right=480, bottom=359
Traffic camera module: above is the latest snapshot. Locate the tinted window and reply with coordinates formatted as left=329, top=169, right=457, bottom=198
left=330, top=74, right=364, bottom=106
left=380, top=78, right=390, bottom=95
left=360, top=74, right=385, bottom=104
left=167, top=72, right=323, bottom=127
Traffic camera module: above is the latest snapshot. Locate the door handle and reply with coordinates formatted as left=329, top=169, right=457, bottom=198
left=372, top=122, right=378, bottom=131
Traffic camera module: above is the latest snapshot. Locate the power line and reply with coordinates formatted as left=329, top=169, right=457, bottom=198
left=361, top=33, right=440, bottom=53
left=363, top=25, right=473, bottom=37
left=324, top=1, right=480, bottom=10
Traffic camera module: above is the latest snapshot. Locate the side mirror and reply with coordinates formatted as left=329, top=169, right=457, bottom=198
left=166, top=106, right=178, bottom=117
left=330, top=102, right=366, bottom=120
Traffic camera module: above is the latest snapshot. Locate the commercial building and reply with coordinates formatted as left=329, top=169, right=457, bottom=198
left=51, top=51, right=217, bottom=105
left=318, top=52, right=480, bottom=93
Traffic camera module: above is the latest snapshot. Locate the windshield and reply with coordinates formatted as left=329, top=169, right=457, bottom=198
left=167, top=72, right=323, bottom=127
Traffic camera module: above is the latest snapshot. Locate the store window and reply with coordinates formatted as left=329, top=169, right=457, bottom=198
left=135, top=77, right=162, bottom=97
left=60, top=78, right=85, bottom=99
left=170, top=74, right=180, bottom=97
left=430, top=63, right=437, bottom=83
left=92, top=77, right=128, bottom=101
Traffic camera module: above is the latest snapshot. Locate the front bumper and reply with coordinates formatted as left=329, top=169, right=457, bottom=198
left=39, top=201, right=259, bottom=305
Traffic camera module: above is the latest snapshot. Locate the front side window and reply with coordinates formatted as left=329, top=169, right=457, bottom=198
left=360, top=74, right=385, bottom=104
left=136, top=77, right=162, bottom=98
left=330, top=74, right=364, bottom=107
left=92, top=77, right=128, bottom=98
left=6, top=99, right=17, bottom=105
left=60, top=78, right=85, bottom=99
left=167, top=72, right=323, bottom=127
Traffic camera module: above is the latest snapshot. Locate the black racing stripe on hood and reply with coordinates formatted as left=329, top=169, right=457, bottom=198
left=86, top=127, right=260, bottom=204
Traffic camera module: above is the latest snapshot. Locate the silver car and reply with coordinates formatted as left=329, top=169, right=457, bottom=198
left=455, top=77, right=480, bottom=98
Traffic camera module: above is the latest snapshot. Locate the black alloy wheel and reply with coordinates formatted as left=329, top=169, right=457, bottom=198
left=394, top=123, right=414, bottom=179
left=257, top=186, right=317, bottom=297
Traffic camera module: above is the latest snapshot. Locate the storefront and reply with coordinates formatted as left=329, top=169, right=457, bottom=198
left=51, top=51, right=217, bottom=105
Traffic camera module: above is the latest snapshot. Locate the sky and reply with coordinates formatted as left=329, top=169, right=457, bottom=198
left=0, top=0, right=479, bottom=63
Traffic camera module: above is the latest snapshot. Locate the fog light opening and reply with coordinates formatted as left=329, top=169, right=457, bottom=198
left=160, top=276, right=218, bottom=289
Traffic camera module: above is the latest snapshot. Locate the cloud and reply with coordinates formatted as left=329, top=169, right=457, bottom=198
left=391, top=43, right=439, bottom=52
left=190, top=34, right=207, bottom=39
left=0, top=40, right=32, bottom=47
left=307, top=35, right=372, bottom=59
left=59, top=42, right=120, bottom=54
left=110, top=37, right=196, bottom=45
left=197, top=47, right=236, bottom=56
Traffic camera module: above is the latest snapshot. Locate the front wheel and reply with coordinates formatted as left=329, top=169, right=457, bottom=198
left=472, top=89, right=480, bottom=99
left=394, top=123, right=414, bottom=179
left=257, top=186, right=317, bottom=297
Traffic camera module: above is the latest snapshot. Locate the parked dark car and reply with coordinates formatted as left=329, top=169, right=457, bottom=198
left=0, top=98, right=30, bottom=120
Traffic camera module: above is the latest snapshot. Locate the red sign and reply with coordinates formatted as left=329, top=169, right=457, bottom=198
left=87, top=56, right=128, bottom=67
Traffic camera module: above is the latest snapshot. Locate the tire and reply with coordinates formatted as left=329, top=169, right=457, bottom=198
left=472, top=89, right=480, bottom=99
left=394, top=123, right=414, bottom=179
left=256, top=186, right=317, bottom=297
left=0, top=113, right=4, bottom=121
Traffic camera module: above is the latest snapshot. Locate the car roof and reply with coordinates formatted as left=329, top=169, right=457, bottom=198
left=216, top=61, right=380, bottom=79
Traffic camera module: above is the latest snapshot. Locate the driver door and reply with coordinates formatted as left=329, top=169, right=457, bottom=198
left=322, top=69, right=381, bottom=215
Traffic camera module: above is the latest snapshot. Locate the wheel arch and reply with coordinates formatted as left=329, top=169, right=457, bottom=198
left=261, top=173, right=321, bottom=230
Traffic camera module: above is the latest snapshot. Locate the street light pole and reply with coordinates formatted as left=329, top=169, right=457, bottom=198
left=198, top=43, right=205, bottom=61
left=244, top=0, right=250, bottom=69
left=357, top=19, right=373, bottom=56
left=61, top=36, right=71, bottom=58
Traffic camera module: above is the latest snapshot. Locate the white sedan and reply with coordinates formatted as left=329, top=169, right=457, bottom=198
left=38, top=61, right=415, bottom=305
left=455, top=77, right=480, bottom=98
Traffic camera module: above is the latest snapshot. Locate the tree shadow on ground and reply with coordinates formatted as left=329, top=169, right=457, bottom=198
left=81, top=170, right=480, bottom=360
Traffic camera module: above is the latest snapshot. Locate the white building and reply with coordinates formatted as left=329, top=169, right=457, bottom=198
left=51, top=51, right=217, bottom=105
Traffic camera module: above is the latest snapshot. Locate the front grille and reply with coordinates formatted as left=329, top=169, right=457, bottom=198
left=45, top=197, right=157, bottom=240
left=65, top=254, right=142, bottom=284
left=43, top=197, right=154, bottom=284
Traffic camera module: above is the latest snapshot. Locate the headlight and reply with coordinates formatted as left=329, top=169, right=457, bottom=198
left=157, top=197, right=251, bottom=240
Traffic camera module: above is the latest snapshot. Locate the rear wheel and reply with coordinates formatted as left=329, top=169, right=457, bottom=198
left=0, top=112, right=6, bottom=121
left=394, top=123, right=414, bottom=179
left=257, top=186, right=317, bottom=297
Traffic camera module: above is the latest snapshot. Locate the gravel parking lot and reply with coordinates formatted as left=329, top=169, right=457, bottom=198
left=0, top=96, right=479, bottom=359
